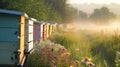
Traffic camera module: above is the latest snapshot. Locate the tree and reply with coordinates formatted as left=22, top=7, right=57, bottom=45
left=89, top=6, right=116, bottom=23
left=0, top=0, right=50, bottom=21
left=0, top=0, right=9, bottom=8
left=0, top=0, right=76, bottom=23
left=45, top=0, right=70, bottom=23
left=63, top=6, right=77, bottom=23
left=78, top=10, right=88, bottom=21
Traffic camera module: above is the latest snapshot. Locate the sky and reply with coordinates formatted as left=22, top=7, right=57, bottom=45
left=67, top=0, right=120, bottom=4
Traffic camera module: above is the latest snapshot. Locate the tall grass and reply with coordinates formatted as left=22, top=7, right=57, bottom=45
left=115, top=51, right=120, bottom=67
left=28, top=29, right=120, bottom=67
left=49, top=29, right=120, bottom=67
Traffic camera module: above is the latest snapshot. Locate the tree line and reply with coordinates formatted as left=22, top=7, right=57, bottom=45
left=0, top=1, right=115, bottom=24
left=78, top=6, right=116, bottom=24
left=0, top=0, right=77, bottom=23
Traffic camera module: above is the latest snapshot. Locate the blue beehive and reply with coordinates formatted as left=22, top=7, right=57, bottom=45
left=0, top=9, right=28, bottom=66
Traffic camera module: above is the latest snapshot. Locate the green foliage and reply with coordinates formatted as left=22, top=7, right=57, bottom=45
left=115, top=51, right=120, bottom=67
left=64, top=6, right=77, bottom=23
left=90, top=6, right=116, bottom=23
left=0, top=0, right=76, bottom=23
left=0, top=0, right=9, bottom=9
left=28, top=50, right=50, bottom=67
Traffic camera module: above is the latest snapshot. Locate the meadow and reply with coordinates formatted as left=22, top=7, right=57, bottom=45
left=28, top=28, right=120, bottom=67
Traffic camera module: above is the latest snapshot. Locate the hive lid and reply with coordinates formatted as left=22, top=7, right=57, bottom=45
left=0, top=9, right=28, bottom=17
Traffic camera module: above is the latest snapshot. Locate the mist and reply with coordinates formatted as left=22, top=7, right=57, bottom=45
left=62, top=19, right=120, bottom=35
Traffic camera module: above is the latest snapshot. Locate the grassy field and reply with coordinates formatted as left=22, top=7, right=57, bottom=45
left=28, top=29, right=120, bottom=67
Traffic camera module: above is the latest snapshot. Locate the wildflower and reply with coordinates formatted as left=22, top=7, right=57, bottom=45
left=60, top=46, right=67, bottom=51
left=75, top=48, right=79, bottom=52
left=64, top=52, right=70, bottom=56
left=86, top=61, right=95, bottom=67
left=70, top=61, right=76, bottom=67
left=60, top=53, right=64, bottom=57
left=54, top=65, right=56, bottom=67
left=85, top=56, right=91, bottom=61
left=70, top=64, right=74, bottom=67
left=51, top=60, right=56, bottom=64
left=81, top=56, right=91, bottom=63
left=75, top=60, right=79, bottom=63
left=66, top=52, right=70, bottom=55
left=81, top=56, right=95, bottom=67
